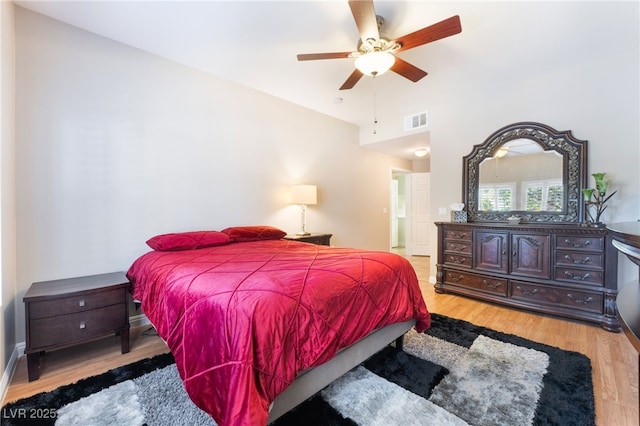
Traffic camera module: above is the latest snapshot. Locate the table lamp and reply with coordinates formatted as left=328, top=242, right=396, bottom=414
left=291, top=184, right=317, bottom=236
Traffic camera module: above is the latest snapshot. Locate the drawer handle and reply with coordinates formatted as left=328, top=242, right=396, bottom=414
left=563, top=238, right=591, bottom=249
left=450, top=244, right=467, bottom=252
left=450, top=256, right=467, bottom=265
left=450, top=274, right=464, bottom=282
left=563, top=254, right=592, bottom=265
left=567, top=294, right=594, bottom=305
left=564, top=271, right=591, bottom=281
left=452, top=232, right=467, bottom=239
left=79, top=321, right=86, bottom=329
left=79, top=300, right=86, bottom=307
left=516, top=286, right=538, bottom=296
left=482, top=279, right=502, bottom=290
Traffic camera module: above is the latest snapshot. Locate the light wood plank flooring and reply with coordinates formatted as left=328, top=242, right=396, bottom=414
left=4, top=255, right=638, bottom=425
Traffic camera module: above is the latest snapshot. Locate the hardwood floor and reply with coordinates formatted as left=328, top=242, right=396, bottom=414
left=4, top=255, right=638, bottom=425
left=3, top=324, right=170, bottom=405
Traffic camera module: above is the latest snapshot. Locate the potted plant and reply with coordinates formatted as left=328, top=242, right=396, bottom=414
left=582, top=172, right=616, bottom=226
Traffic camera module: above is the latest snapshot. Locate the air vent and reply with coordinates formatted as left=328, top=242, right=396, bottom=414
left=404, top=111, right=428, bottom=131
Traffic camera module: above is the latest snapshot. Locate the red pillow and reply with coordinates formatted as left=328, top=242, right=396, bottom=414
left=146, top=231, right=231, bottom=251
left=221, top=226, right=287, bottom=242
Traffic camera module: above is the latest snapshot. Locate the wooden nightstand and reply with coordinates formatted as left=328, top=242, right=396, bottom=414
left=284, top=233, right=332, bottom=246
left=23, top=272, right=130, bottom=381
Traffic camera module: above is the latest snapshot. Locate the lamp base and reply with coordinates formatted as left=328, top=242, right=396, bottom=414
left=296, top=231, right=311, bottom=236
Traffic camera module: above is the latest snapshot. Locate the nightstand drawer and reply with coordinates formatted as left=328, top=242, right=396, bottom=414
left=29, top=288, right=125, bottom=319
left=29, top=304, right=127, bottom=350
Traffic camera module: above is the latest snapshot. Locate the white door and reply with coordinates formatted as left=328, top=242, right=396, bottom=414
left=411, top=173, right=431, bottom=255
left=391, top=179, right=399, bottom=247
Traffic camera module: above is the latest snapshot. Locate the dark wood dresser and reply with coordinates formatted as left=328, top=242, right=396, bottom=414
left=435, top=222, right=619, bottom=331
left=24, top=272, right=130, bottom=381
left=284, top=233, right=332, bottom=246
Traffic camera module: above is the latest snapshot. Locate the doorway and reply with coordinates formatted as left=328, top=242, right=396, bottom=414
left=391, top=170, right=431, bottom=256
left=391, top=170, right=410, bottom=255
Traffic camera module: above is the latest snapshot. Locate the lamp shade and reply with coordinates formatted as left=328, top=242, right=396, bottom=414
left=291, top=185, right=317, bottom=205
left=354, top=51, right=395, bottom=76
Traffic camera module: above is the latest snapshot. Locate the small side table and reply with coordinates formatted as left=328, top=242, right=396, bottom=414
left=284, top=233, right=332, bottom=246
left=23, top=272, right=130, bottom=381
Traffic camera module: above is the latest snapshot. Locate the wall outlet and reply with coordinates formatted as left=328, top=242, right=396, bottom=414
left=438, top=207, right=448, bottom=215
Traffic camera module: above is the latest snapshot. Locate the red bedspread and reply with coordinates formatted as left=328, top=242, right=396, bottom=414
left=127, top=239, right=430, bottom=425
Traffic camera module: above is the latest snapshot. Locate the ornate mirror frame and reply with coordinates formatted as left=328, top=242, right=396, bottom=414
left=463, top=122, right=588, bottom=223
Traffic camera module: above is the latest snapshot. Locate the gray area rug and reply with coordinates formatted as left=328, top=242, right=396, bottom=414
left=1, top=313, right=595, bottom=425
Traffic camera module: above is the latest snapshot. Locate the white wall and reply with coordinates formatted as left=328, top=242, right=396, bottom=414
left=426, top=1, right=640, bottom=282
left=1, top=0, right=16, bottom=374
left=11, top=7, right=411, bottom=344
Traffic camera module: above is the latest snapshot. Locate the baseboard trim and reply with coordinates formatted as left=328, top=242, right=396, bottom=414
left=0, top=313, right=150, bottom=405
left=130, top=313, right=151, bottom=328
left=0, top=342, right=23, bottom=405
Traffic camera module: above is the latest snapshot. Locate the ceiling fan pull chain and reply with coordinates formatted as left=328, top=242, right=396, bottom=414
left=373, top=75, right=378, bottom=135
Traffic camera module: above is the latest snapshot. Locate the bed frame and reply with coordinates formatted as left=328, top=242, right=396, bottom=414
left=267, top=319, right=415, bottom=423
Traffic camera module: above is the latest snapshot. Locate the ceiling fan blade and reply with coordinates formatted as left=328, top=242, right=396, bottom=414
left=297, top=52, right=353, bottom=61
left=390, top=57, right=428, bottom=82
left=348, top=0, right=379, bottom=44
left=395, top=15, right=462, bottom=52
left=339, top=69, right=364, bottom=90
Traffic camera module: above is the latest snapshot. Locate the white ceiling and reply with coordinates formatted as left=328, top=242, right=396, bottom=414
left=15, top=1, right=475, bottom=160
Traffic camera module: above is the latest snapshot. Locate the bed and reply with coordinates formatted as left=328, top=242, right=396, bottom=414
left=127, top=226, right=430, bottom=426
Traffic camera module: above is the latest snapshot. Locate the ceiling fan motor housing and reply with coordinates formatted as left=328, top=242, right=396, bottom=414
left=356, top=15, right=398, bottom=54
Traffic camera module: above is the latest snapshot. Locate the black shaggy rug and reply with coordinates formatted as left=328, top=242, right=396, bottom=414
left=1, top=313, right=595, bottom=425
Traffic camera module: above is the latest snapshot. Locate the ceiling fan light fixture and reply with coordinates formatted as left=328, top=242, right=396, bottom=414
left=354, top=51, right=395, bottom=76
left=414, top=148, right=429, bottom=158
left=494, top=147, right=509, bottom=158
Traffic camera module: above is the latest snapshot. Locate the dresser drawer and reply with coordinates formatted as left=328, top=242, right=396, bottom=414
left=556, top=235, right=604, bottom=251
left=443, top=270, right=507, bottom=296
left=28, top=304, right=127, bottom=350
left=443, top=254, right=472, bottom=268
left=511, top=281, right=603, bottom=314
left=555, top=250, right=603, bottom=268
left=444, top=229, right=472, bottom=242
left=555, top=267, right=603, bottom=286
left=29, top=288, right=125, bottom=320
left=444, top=240, right=472, bottom=254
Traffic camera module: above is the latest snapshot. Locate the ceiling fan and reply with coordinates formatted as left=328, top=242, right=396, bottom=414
left=297, top=0, right=462, bottom=90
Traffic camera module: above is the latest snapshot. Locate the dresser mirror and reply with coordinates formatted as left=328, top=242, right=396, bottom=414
left=463, top=122, right=588, bottom=223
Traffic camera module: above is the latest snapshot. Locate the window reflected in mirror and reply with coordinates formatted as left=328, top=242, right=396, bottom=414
left=478, top=139, right=564, bottom=212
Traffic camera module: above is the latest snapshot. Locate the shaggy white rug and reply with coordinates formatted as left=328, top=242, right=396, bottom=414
left=53, top=330, right=548, bottom=426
